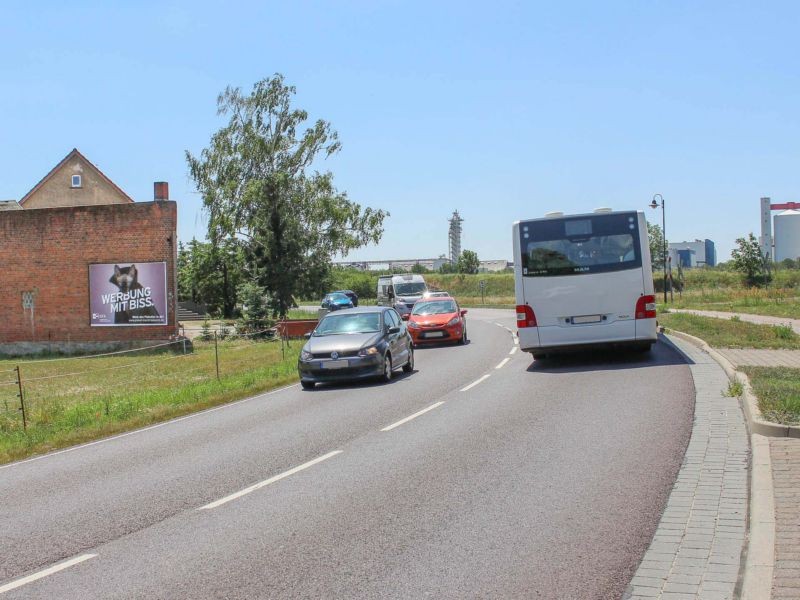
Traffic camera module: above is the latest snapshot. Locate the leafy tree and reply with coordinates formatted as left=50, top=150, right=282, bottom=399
left=457, top=249, right=480, bottom=274
left=646, top=222, right=668, bottom=272
left=731, top=233, right=769, bottom=286
left=187, top=74, right=388, bottom=318
left=177, top=238, right=245, bottom=317
left=438, top=261, right=457, bottom=274
left=411, top=262, right=429, bottom=274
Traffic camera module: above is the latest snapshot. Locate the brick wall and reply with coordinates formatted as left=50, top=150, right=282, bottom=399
left=0, top=201, right=178, bottom=346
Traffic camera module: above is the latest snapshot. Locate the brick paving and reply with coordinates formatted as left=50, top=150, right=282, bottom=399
left=625, top=336, right=749, bottom=600
left=715, top=349, right=800, bottom=369
left=770, top=438, right=800, bottom=599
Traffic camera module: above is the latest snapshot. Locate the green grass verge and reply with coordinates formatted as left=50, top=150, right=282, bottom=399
left=741, top=367, right=800, bottom=425
left=658, top=312, right=800, bottom=349
left=0, top=340, right=300, bottom=464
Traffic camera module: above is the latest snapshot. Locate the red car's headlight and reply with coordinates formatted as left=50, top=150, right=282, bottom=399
left=408, top=321, right=420, bottom=329
left=447, top=317, right=460, bottom=327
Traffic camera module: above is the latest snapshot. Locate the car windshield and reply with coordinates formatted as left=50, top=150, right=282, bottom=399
left=394, top=282, right=427, bottom=295
left=412, top=300, right=457, bottom=315
left=314, top=312, right=381, bottom=336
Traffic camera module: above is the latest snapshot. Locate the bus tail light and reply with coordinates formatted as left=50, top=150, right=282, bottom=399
left=635, top=295, right=657, bottom=319
left=516, top=304, right=537, bottom=328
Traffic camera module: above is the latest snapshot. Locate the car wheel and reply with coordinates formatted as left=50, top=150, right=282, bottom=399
left=403, top=346, right=414, bottom=372
left=382, top=353, right=393, bottom=382
left=301, top=380, right=315, bottom=390
left=458, top=325, right=467, bottom=345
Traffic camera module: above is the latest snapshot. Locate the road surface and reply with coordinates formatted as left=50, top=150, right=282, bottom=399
left=0, top=309, right=694, bottom=599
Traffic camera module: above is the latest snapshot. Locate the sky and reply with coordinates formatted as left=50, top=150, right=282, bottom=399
left=2, top=1, right=799, bottom=263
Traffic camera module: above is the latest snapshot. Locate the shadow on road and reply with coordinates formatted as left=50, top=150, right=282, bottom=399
left=525, top=335, right=691, bottom=374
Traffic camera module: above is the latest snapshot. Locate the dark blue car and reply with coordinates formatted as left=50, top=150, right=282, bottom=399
left=321, top=292, right=354, bottom=311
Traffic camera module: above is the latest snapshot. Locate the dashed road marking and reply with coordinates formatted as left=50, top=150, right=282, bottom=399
left=198, top=450, right=343, bottom=510
left=509, top=347, right=518, bottom=355
left=0, top=554, right=97, bottom=595
left=381, top=402, right=445, bottom=432
left=460, top=374, right=491, bottom=392
left=495, top=358, right=510, bottom=369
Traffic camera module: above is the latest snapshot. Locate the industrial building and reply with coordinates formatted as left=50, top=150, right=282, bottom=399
left=759, top=197, right=800, bottom=262
left=668, top=239, right=716, bottom=268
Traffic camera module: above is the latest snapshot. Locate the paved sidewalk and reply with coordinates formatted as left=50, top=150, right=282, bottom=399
left=624, top=335, right=749, bottom=600
left=715, top=349, right=800, bottom=369
left=670, top=309, right=800, bottom=335
left=770, top=438, right=800, bottom=599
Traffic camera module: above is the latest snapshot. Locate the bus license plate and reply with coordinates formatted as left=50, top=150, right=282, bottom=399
left=322, top=360, right=349, bottom=369
left=572, top=315, right=602, bottom=324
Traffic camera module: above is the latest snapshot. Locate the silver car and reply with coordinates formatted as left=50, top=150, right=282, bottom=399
left=298, top=306, right=414, bottom=389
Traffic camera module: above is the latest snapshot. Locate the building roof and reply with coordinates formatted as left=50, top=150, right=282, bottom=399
left=18, top=148, right=134, bottom=206
left=0, top=200, right=22, bottom=210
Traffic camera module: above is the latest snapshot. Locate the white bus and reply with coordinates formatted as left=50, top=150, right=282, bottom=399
left=513, top=209, right=657, bottom=358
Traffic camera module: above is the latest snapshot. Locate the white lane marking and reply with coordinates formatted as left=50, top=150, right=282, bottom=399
left=0, top=383, right=300, bottom=472
left=495, top=358, right=510, bottom=370
left=381, top=402, right=445, bottom=432
left=0, top=554, right=97, bottom=595
left=460, top=374, right=491, bottom=392
left=504, top=327, right=513, bottom=333
left=513, top=337, right=519, bottom=345
left=494, top=322, right=505, bottom=327
left=199, top=450, right=343, bottom=510
left=509, top=347, right=518, bottom=355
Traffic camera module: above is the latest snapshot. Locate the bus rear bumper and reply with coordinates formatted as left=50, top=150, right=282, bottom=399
left=518, top=318, right=657, bottom=355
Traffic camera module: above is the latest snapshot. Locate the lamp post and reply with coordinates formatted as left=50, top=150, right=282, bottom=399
left=649, top=194, right=667, bottom=304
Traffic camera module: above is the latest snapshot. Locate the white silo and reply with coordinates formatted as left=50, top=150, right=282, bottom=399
left=774, top=209, right=800, bottom=261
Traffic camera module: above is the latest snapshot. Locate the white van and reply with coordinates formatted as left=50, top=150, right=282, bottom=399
left=512, top=209, right=657, bottom=358
left=377, top=274, right=428, bottom=316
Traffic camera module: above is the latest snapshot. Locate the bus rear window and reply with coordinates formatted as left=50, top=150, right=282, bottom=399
left=520, top=213, right=642, bottom=277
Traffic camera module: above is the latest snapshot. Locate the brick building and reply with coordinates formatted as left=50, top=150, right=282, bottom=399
left=0, top=149, right=179, bottom=355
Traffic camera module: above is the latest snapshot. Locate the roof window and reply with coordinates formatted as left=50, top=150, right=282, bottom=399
left=71, top=174, right=82, bottom=188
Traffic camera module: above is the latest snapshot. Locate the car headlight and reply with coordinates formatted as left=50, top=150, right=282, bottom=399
left=300, top=350, right=313, bottom=361
left=359, top=346, right=380, bottom=357
left=408, top=321, right=420, bottom=329
left=447, top=317, right=460, bottom=327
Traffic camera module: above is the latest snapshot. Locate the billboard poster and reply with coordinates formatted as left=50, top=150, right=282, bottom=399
left=89, top=262, right=168, bottom=326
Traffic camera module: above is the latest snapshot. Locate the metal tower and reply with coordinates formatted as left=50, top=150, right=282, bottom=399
left=448, top=210, right=463, bottom=264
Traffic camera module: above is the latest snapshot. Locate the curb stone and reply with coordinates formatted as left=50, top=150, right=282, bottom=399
left=664, top=329, right=800, bottom=439
left=623, top=334, right=749, bottom=600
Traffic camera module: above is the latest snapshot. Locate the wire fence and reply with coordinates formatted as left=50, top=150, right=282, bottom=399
left=0, top=327, right=302, bottom=435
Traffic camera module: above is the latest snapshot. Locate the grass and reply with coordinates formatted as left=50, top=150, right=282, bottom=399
left=663, top=287, right=800, bottom=319
left=658, top=312, right=800, bottom=349
left=0, top=339, right=301, bottom=464
left=741, top=367, right=800, bottom=425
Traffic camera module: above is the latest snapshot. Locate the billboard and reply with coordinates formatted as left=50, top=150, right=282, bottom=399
left=89, top=262, right=168, bottom=326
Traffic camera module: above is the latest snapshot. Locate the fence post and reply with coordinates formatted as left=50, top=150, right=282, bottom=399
left=15, top=365, right=26, bottom=431
left=214, top=331, right=220, bottom=381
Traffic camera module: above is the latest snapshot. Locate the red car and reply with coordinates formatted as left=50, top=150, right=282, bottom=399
left=403, top=297, right=468, bottom=345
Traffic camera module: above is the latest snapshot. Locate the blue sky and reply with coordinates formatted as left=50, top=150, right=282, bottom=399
left=2, top=1, right=798, bottom=262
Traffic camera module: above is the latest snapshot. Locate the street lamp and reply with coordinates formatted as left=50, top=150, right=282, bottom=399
left=649, top=194, right=667, bottom=304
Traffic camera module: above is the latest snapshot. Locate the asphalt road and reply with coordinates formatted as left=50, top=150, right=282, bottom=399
left=0, top=309, right=694, bottom=599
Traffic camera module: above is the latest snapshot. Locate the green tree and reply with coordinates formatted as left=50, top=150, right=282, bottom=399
left=647, top=222, right=668, bottom=272
left=731, top=233, right=768, bottom=286
left=177, top=238, right=245, bottom=317
left=187, top=74, right=388, bottom=318
left=236, top=280, right=271, bottom=334
left=438, top=261, right=457, bottom=274
left=457, top=249, right=480, bottom=274
left=411, top=262, right=429, bottom=274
